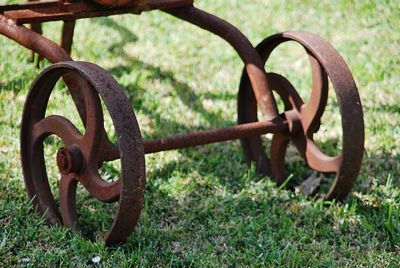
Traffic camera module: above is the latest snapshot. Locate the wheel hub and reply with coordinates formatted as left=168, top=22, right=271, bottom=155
left=56, top=145, right=83, bottom=175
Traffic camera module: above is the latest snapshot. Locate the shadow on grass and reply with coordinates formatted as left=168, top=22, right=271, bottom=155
left=109, top=152, right=400, bottom=264
left=93, top=17, right=236, bottom=137
left=75, top=139, right=400, bottom=262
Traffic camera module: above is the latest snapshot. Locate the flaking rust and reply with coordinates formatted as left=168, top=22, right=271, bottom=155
left=0, top=0, right=364, bottom=244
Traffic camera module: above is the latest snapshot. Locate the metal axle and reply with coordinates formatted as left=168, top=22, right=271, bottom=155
left=143, top=120, right=288, bottom=154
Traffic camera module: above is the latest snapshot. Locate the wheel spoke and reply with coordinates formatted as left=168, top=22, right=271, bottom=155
left=99, top=137, right=120, bottom=163
left=32, top=115, right=82, bottom=146
left=237, top=70, right=271, bottom=176
left=267, top=72, right=303, bottom=111
left=81, top=83, right=104, bottom=162
left=292, top=136, right=341, bottom=173
left=304, top=140, right=341, bottom=173
left=300, top=55, right=329, bottom=135
left=59, top=174, right=80, bottom=230
left=79, top=168, right=120, bottom=203
left=63, top=71, right=120, bottom=164
left=270, top=134, right=290, bottom=185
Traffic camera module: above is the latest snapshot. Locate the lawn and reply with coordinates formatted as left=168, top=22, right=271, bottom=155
left=0, top=0, right=399, bottom=266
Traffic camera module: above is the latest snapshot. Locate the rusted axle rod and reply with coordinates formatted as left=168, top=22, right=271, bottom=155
left=144, top=120, right=288, bottom=154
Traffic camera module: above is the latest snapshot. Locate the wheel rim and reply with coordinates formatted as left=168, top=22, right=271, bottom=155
left=20, top=61, right=145, bottom=244
left=238, top=31, right=364, bottom=200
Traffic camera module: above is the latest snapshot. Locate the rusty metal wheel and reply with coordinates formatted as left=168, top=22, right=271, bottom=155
left=238, top=31, right=364, bottom=200
left=20, top=61, right=145, bottom=245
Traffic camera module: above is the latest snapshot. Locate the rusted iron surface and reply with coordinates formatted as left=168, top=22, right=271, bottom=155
left=20, top=61, right=145, bottom=245
left=0, top=14, right=71, bottom=62
left=1, top=0, right=193, bottom=24
left=93, top=0, right=138, bottom=6
left=27, top=0, right=43, bottom=64
left=144, top=120, right=289, bottom=154
left=0, top=0, right=60, bottom=12
left=92, top=0, right=150, bottom=6
left=61, top=20, right=75, bottom=54
left=238, top=31, right=364, bottom=200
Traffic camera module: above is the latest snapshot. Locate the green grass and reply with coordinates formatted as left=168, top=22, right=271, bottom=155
left=1, top=0, right=399, bottom=266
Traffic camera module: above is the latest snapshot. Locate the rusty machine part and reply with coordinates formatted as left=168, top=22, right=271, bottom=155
left=20, top=61, right=146, bottom=245
left=238, top=32, right=364, bottom=200
left=0, top=0, right=364, bottom=244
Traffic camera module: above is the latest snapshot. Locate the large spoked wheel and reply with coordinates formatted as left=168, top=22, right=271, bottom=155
left=238, top=31, right=364, bottom=200
left=20, top=61, right=145, bottom=245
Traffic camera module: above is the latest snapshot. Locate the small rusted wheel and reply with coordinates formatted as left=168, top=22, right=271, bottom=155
left=238, top=31, right=364, bottom=200
left=20, top=61, right=145, bottom=245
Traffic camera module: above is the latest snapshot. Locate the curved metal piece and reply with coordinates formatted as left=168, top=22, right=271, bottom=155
left=59, top=173, right=80, bottom=230
left=238, top=71, right=303, bottom=176
left=238, top=31, right=364, bottom=200
left=80, top=169, right=121, bottom=203
left=21, top=61, right=146, bottom=245
left=32, top=115, right=83, bottom=147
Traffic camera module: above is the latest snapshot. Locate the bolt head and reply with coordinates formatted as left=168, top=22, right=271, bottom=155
left=56, top=146, right=82, bottom=175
